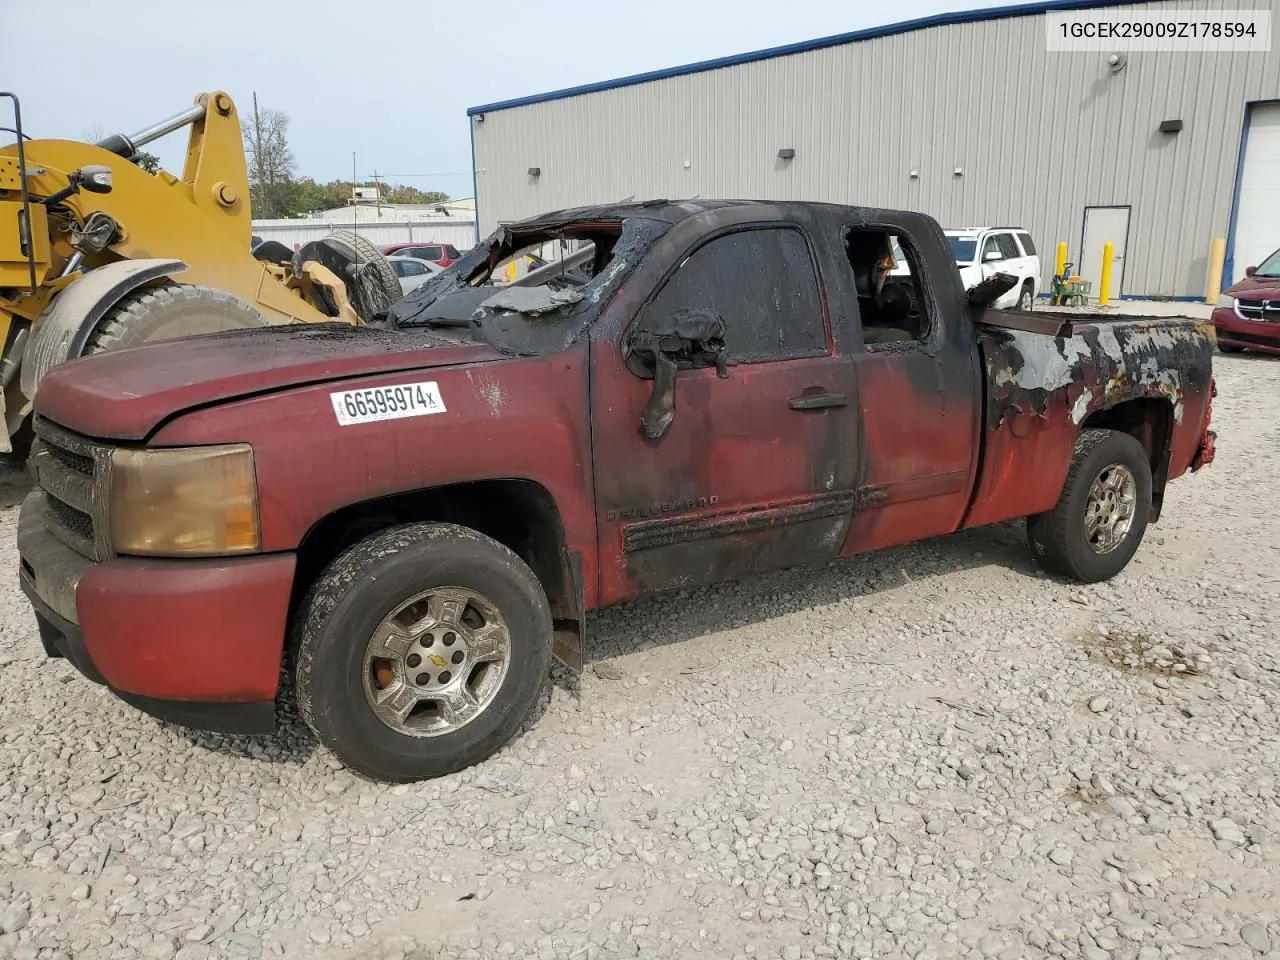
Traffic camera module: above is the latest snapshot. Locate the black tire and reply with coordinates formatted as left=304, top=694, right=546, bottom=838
left=1016, top=283, right=1034, bottom=311
left=1026, top=428, right=1152, bottom=583
left=84, top=282, right=265, bottom=354
left=294, top=522, right=552, bottom=782
left=322, top=230, right=403, bottom=321
left=1218, top=343, right=1245, bottom=354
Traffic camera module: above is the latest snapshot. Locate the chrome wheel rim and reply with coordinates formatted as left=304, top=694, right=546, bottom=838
left=1084, top=463, right=1137, bottom=555
left=362, top=587, right=511, bottom=738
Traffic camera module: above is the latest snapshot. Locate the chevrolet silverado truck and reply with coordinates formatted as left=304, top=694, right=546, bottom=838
left=17, top=200, right=1217, bottom=782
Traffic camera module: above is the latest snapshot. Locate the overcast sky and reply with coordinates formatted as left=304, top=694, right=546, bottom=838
left=6, top=0, right=1023, bottom=200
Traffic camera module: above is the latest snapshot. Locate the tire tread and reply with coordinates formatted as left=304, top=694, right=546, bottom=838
left=1027, top=428, right=1151, bottom=583
left=293, top=522, right=552, bottom=782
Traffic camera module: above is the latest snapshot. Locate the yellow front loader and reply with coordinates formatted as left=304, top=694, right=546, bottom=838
left=0, top=90, right=400, bottom=456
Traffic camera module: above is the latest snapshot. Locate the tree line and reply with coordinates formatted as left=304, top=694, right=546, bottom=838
left=240, top=96, right=448, bottom=219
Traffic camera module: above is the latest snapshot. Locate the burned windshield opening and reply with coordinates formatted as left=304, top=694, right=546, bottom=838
left=465, top=223, right=622, bottom=289
left=386, top=215, right=669, bottom=356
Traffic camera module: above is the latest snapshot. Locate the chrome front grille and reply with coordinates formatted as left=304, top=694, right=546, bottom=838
left=1236, top=298, right=1280, bottom=323
left=31, top=417, right=114, bottom=561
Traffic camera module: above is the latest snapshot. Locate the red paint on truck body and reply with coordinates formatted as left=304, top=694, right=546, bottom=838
left=77, top=554, right=295, bottom=701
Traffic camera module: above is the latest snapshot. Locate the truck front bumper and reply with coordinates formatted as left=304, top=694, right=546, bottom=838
left=17, top=492, right=295, bottom=735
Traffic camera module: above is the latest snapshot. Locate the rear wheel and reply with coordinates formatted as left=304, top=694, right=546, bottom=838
left=1026, top=428, right=1152, bottom=583
left=294, top=522, right=552, bottom=782
left=84, top=282, right=265, bottom=354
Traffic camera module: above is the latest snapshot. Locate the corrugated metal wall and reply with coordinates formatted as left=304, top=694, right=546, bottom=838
left=250, top=218, right=478, bottom=252
left=472, top=0, right=1280, bottom=296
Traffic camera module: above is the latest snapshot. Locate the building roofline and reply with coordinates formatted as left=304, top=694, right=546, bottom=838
left=466, top=0, right=1151, bottom=116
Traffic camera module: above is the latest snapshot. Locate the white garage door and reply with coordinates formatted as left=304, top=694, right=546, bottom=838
left=1232, top=103, right=1280, bottom=282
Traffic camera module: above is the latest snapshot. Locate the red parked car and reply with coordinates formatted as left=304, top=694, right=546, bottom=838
left=381, top=242, right=461, bottom=268
left=1213, top=247, right=1280, bottom=355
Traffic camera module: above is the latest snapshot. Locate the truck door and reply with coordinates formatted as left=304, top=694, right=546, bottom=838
left=589, top=220, right=860, bottom=605
left=838, top=220, right=981, bottom=553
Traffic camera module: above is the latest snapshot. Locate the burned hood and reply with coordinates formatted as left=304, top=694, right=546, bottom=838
left=36, top=323, right=501, bottom=441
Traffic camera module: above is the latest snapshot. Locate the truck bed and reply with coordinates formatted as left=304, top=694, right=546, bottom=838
left=975, top=307, right=1210, bottom=339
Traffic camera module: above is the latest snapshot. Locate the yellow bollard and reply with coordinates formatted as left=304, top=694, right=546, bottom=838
left=1204, top=236, right=1226, bottom=304
left=1055, top=241, right=1068, bottom=278
left=1099, top=242, right=1114, bottom=307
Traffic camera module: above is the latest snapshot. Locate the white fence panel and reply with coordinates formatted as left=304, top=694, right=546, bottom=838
left=251, top=218, right=479, bottom=252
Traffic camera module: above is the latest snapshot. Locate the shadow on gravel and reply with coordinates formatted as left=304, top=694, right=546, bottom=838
left=1218, top=350, right=1280, bottom=362
left=0, top=461, right=33, bottom=509
left=163, top=674, right=319, bottom=768
left=577, top=519, right=1042, bottom=676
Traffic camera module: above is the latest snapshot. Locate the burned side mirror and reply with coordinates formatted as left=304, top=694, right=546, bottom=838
left=627, top=308, right=729, bottom=440
left=967, top=271, right=1019, bottom=308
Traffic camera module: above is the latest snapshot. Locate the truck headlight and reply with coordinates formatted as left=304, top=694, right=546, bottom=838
left=1216, top=292, right=1235, bottom=309
left=109, top=445, right=260, bottom=556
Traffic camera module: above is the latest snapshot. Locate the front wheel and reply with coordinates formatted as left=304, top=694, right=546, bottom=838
left=1026, top=428, right=1152, bottom=583
left=294, top=522, right=552, bottom=782
left=1016, top=283, right=1034, bottom=311
left=1218, top=343, right=1245, bottom=354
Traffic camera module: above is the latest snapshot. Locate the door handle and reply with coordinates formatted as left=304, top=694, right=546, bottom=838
left=789, top=392, right=848, bottom=410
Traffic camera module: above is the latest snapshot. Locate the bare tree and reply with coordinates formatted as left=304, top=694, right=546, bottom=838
left=241, top=93, right=295, bottom=219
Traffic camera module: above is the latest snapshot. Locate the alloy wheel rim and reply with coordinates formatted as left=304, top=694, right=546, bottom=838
left=362, top=587, right=511, bottom=737
left=1084, top=463, right=1137, bottom=555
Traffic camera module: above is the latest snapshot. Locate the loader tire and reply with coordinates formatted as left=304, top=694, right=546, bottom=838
left=318, top=230, right=402, bottom=322
left=83, top=282, right=266, bottom=355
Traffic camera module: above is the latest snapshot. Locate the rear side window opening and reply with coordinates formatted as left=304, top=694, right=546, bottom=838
left=844, top=227, right=933, bottom=347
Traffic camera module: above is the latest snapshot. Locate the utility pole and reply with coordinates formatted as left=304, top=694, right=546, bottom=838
left=372, top=168, right=383, bottom=217
left=252, top=91, right=268, bottom=217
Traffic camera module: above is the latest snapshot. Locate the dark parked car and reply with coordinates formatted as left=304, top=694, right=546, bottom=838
left=1213, top=247, right=1280, bottom=355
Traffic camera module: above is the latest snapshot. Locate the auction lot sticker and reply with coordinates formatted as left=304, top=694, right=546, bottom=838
left=331, top=381, right=447, bottom=426
left=1046, top=10, right=1271, bottom=50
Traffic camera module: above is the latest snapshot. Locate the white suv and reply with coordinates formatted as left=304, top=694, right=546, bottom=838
left=945, top=227, right=1041, bottom=311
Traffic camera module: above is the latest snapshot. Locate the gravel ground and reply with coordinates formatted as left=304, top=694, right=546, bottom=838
left=0, top=354, right=1277, bottom=960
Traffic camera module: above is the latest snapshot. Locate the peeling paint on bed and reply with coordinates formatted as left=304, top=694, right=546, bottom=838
left=1071, top=387, right=1093, bottom=424
left=980, top=316, right=1213, bottom=434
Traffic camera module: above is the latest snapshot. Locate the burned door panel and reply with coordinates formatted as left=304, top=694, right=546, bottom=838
left=589, top=218, right=861, bottom=604
left=834, top=221, right=982, bottom=554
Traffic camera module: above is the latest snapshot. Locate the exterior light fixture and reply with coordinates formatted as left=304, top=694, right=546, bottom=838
left=777, top=148, right=796, bottom=160
left=1159, top=119, right=1183, bottom=134
left=527, top=167, right=541, bottom=177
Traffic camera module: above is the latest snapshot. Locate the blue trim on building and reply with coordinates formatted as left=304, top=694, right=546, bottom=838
left=1223, top=99, right=1280, bottom=288
left=467, top=0, right=1156, bottom=116
left=1222, top=103, right=1254, bottom=288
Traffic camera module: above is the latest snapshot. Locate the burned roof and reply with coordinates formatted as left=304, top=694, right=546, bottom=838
left=502, top=198, right=921, bottom=232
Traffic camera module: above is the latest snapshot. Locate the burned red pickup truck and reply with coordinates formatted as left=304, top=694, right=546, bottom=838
left=18, top=200, right=1216, bottom=781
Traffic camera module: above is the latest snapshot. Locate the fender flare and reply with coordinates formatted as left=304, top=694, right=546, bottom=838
left=21, top=258, right=188, bottom=400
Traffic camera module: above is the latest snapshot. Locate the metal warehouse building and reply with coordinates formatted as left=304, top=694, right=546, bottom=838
left=468, top=0, right=1280, bottom=299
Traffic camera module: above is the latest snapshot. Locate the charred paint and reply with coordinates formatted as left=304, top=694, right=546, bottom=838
left=964, top=313, right=1214, bottom=528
